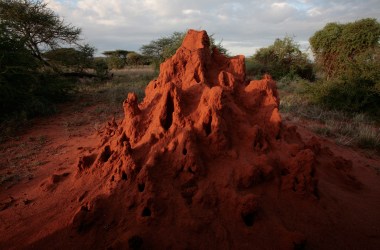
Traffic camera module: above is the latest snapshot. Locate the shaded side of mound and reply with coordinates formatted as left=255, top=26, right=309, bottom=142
left=33, top=30, right=362, bottom=250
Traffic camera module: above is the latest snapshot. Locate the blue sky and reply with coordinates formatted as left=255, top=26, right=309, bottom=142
left=45, top=0, right=380, bottom=57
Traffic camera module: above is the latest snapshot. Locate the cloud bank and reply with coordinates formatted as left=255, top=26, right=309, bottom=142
left=45, top=0, right=380, bottom=56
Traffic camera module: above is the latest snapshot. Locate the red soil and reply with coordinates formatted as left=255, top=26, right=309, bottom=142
left=1, top=30, right=380, bottom=250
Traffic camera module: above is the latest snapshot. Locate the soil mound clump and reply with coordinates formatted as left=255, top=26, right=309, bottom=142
left=29, top=30, right=374, bottom=249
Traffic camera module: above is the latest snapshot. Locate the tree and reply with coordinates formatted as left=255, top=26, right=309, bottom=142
left=309, top=18, right=380, bottom=80
left=0, top=1, right=87, bottom=121
left=0, top=0, right=81, bottom=65
left=247, top=36, right=314, bottom=80
left=140, top=32, right=183, bottom=67
left=0, top=22, right=38, bottom=119
left=103, top=50, right=131, bottom=69
left=140, top=31, right=228, bottom=68
left=0, top=22, right=74, bottom=120
left=309, top=18, right=380, bottom=115
left=126, top=52, right=144, bottom=66
left=43, top=44, right=95, bottom=72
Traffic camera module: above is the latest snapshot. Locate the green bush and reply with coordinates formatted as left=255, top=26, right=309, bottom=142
left=43, top=44, right=95, bottom=73
left=0, top=72, right=75, bottom=121
left=308, top=18, right=380, bottom=116
left=94, top=58, right=109, bottom=79
left=246, top=36, right=315, bottom=81
left=309, top=78, right=380, bottom=116
left=310, top=18, right=380, bottom=80
left=0, top=23, right=74, bottom=121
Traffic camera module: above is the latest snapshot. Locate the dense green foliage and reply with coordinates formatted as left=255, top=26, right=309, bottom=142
left=310, top=18, right=380, bottom=80
left=0, top=23, right=74, bottom=121
left=309, top=18, right=380, bottom=115
left=0, top=0, right=83, bottom=122
left=309, top=78, right=380, bottom=115
left=43, top=44, right=95, bottom=72
left=140, top=31, right=228, bottom=68
left=0, top=0, right=81, bottom=65
left=246, top=36, right=314, bottom=80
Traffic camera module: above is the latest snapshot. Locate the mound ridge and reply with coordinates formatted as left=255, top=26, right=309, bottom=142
left=63, top=30, right=358, bottom=249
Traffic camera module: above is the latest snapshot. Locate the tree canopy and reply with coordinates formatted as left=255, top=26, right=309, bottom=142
left=43, top=44, right=95, bottom=72
left=309, top=18, right=380, bottom=115
left=0, top=0, right=81, bottom=64
left=309, top=18, right=380, bottom=80
left=140, top=32, right=184, bottom=66
left=0, top=0, right=86, bottom=121
left=102, top=50, right=130, bottom=69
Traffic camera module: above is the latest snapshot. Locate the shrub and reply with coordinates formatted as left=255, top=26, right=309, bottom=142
left=310, top=18, right=380, bottom=80
left=308, top=18, right=380, bottom=116
left=247, top=36, right=314, bottom=81
left=309, top=78, right=380, bottom=116
left=93, top=59, right=109, bottom=79
left=0, top=23, right=74, bottom=121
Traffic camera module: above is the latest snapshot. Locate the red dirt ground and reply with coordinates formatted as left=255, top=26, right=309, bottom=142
left=1, top=30, right=380, bottom=250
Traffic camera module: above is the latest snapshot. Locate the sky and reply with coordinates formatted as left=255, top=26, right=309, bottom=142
left=45, top=0, right=380, bottom=57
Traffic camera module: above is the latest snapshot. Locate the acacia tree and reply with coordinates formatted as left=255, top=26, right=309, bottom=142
left=140, top=32, right=183, bottom=67
left=126, top=52, right=144, bottom=66
left=309, top=18, right=380, bottom=80
left=0, top=22, right=38, bottom=119
left=0, top=0, right=81, bottom=64
left=103, top=50, right=131, bottom=69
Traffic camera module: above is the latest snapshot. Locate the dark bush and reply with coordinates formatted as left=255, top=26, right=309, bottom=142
left=0, top=24, right=74, bottom=121
left=310, top=78, right=380, bottom=116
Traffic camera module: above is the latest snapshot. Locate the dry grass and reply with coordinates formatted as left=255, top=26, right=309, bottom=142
left=278, top=79, right=380, bottom=152
left=64, top=66, right=157, bottom=126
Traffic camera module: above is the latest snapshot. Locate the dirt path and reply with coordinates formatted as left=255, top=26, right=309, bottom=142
left=0, top=96, right=115, bottom=206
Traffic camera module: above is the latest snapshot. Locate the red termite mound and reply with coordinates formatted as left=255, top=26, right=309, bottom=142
left=35, top=30, right=366, bottom=249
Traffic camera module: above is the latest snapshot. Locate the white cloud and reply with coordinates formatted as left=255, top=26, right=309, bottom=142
left=182, top=9, right=201, bottom=15
left=42, top=0, right=380, bottom=56
left=272, top=2, right=289, bottom=8
left=307, top=8, right=322, bottom=17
